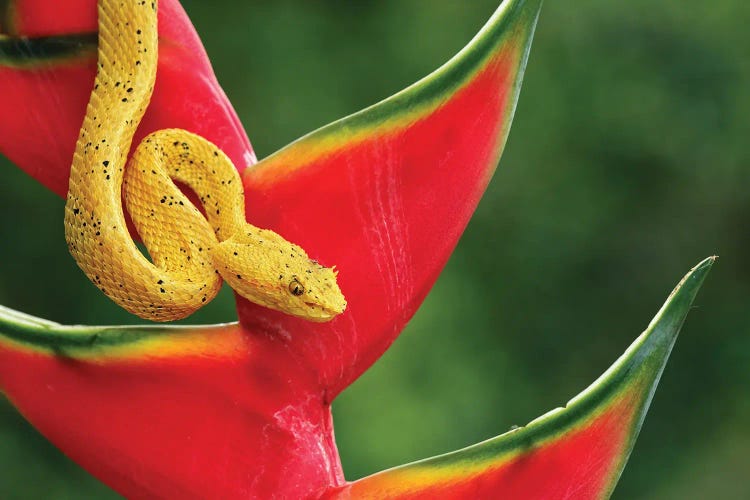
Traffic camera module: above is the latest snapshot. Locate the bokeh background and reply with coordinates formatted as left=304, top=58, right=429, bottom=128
left=1, top=0, right=748, bottom=498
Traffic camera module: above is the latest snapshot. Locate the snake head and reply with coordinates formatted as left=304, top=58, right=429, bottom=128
left=212, top=228, right=346, bottom=322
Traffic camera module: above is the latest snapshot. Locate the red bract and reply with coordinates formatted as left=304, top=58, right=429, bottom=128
left=0, top=1, right=712, bottom=498
left=0, top=0, right=254, bottom=197
left=326, top=258, right=713, bottom=499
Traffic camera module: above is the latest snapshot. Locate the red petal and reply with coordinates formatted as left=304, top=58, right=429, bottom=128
left=0, top=311, right=344, bottom=498
left=0, top=256, right=713, bottom=498
left=239, top=0, right=542, bottom=397
left=0, top=0, right=254, bottom=198
left=325, top=258, right=714, bottom=499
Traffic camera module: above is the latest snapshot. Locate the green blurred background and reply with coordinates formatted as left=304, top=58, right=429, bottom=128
left=1, top=0, right=748, bottom=497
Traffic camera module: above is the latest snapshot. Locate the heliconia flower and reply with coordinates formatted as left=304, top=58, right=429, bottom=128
left=0, top=1, right=713, bottom=499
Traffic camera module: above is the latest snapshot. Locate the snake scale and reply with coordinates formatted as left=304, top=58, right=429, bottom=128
left=64, top=0, right=346, bottom=322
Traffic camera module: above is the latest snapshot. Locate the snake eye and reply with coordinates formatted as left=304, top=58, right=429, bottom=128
left=288, top=279, right=305, bottom=296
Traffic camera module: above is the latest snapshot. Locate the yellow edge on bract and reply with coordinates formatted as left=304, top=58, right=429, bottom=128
left=82, top=326, right=249, bottom=363
left=351, top=382, right=643, bottom=493
left=0, top=323, right=249, bottom=364
left=0, top=35, right=96, bottom=68
left=244, top=11, right=529, bottom=184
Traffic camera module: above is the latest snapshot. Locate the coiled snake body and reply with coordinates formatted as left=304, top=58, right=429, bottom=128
left=64, top=0, right=346, bottom=322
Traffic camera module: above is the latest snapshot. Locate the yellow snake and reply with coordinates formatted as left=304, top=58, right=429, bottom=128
left=64, top=0, right=346, bottom=322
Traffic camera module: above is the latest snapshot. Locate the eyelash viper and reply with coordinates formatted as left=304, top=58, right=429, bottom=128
left=64, top=0, right=346, bottom=322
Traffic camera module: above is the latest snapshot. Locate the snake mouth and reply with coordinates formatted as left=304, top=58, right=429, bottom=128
left=303, top=300, right=345, bottom=322
left=306, top=301, right=334, bottom=314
